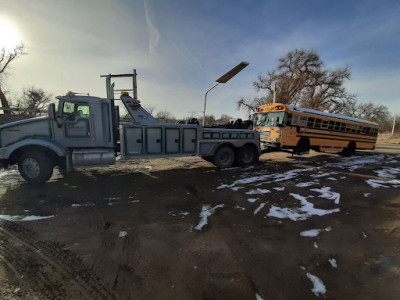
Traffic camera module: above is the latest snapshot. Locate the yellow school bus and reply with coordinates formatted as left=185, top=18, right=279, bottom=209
left=253, top=103, right=378, bottom=156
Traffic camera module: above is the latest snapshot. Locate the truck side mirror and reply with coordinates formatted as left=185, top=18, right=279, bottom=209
left=48, top=103, right=62, bottom=128
left=48, top=103, right=56, bottom=119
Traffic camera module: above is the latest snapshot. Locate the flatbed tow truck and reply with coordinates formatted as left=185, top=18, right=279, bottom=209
left=0, top=70, right=260, bottom=183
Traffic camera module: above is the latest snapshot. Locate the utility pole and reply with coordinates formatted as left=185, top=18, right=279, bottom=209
left=273, top=81, right=276, bottom=103
left=392, top=115, right=396, bottom=135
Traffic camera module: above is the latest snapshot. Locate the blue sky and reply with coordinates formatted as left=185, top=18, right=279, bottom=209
left=1, top=0, right=399, bottom=119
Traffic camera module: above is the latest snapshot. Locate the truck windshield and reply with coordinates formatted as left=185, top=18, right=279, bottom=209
left=254, top=112, right=286, bottom=127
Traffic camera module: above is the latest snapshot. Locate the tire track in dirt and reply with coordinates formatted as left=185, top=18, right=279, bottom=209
left=88, top=209, right=106, bottom=232
left=0, top=220, right=115, bottom=300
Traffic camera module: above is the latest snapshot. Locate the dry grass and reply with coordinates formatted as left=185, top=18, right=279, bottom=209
left=378, top=134, right=400, bottom=144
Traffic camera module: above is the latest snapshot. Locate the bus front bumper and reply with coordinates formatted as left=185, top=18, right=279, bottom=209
left=260, top=141, right=280, bottom=151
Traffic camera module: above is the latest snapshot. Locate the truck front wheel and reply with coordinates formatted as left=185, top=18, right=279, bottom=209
left=213, top=146, right=235, bottom=169
left=18, top=151, right=54, bottom=184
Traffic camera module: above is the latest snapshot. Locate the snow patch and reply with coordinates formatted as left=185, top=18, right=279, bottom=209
left=0, top=215, right=55, bottom=221
left=0, top=168, right=18, bottom=179
left=194, top=204, right=225, bottom=231
left=217, top=168, right=313, bottom=190
left=310, top=187, right=340, bottom=204
left=296, top=182, right=318, bottom=188
left=71, top=203, right=95, bottom=207
left=328, top=258, right=337, bottom=268
left=247, top=198, right=258, bottom=203
left=246, top=188, right=270, bottom=195
left=300, top=227, right=332, bottom=237
left=366, top=179, right=400, bottom=188
left=267, top=193, right=339, bottom=221
left=374, top=167, right=400, bottom=179
left=306, top=273, right=326, bottom=296
left=119, top=231, right=127, bottom=238
left=254, top=203, right=266, bottom=215
left=273, top=187, right=285, bottom=191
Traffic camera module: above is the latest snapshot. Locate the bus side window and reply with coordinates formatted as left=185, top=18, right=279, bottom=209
left=365, top=127, right=370, bottom=135
left=356, top=126, right=361, bottom=134
left=291, top=115, right=299, bottom=125
left=307, top=117, right=315, bottom=128
left=334, top=122, right=341, bottom=131
left=351, top=125, right=356, bottom=133
left=314, top=119, right=321, bottom=128
left=321, top=120, right=328, bottom=129
left=341, top=123, right=347, bottom=132
left=300, top=116, right=307, bottom=127
left=286, top=113, right=292, bottom=125
left=328, top=120, right=335, bottom=130
left=346, top=125, right=351, bottom=132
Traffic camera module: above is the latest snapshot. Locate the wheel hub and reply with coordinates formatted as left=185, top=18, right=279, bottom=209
left=22, top=157, right=40, bottom=179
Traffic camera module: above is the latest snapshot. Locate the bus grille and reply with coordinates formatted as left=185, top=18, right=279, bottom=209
left=260, top=131, right=270, bottom=138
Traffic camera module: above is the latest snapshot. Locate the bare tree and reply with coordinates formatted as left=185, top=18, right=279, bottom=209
left=217, top=114, right=233, bottom=124
left=204, top=114, right=216, bottom=126
left=0, top=43, right=25, bottom=113
left=238, top=49, right=355, bottom=113
left=156, top=110, right=176, bottom=122
left=236, top=96, right=266, bottom=114
left=143, top=104, right=155, bottom=116
left=20, top=86, right=53, bottom=115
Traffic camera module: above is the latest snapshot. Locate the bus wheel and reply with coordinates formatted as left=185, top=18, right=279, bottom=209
left=294, top=138, right=310, bottom=155
left=341, top=142, right=356, bottom=157
left=237, top=145, right=259, bottom=167
left=213, top=146, right=235, bottom=169
left=18, top=151, right=54, bottom=184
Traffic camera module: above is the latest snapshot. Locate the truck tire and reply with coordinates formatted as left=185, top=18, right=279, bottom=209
left=18, top=151, right=54, bottom=184
left=213, top=146, right=235, bottom=169
left=237, top=145, right=258, bottom=167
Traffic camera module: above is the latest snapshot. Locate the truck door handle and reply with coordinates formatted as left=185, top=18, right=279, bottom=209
left=156, top=139, right=161, bottom=143
left=191, top=139, right=196, bottom=143
left=175, top=139, right=179, bottom=143
left=136, top=139, right=142, bottom=143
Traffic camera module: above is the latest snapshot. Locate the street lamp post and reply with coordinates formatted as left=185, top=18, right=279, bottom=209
left=202, top=61, right=249, bottom=126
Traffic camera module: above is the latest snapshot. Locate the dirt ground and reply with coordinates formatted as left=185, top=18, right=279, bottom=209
left=0, top=142, right=400, bottom=300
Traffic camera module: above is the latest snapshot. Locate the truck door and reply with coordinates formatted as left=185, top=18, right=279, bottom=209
left=60, top=101, right=93, bottom=146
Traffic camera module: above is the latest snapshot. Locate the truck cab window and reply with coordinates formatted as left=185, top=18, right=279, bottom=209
left=63, top=101, right=90, bottom=121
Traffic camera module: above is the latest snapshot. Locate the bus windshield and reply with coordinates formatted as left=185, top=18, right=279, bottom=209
left=254, top=112, right=285, bottom=127
left=253, top=113, right=268, bottom=127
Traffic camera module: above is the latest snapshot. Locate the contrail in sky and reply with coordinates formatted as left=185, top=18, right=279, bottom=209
left=144, top=0, right=160, bottom=55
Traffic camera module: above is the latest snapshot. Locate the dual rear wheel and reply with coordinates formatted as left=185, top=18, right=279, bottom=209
left=212, top=145, right=259, bottom=169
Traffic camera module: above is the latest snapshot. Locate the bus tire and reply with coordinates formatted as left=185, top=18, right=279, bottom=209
left=18, top=150, right=54, bottom=184
left=237, top=145, right=259, bottom=167
left=213, top=146, right=235, bottom=169
left=294, top=138, right=310, bottom=155
left=341, top=142, right=356, bottom=157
